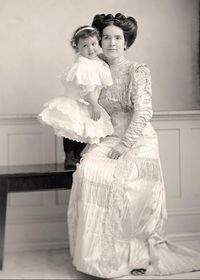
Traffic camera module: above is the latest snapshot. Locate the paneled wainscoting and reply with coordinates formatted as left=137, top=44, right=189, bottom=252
left=0, top=111, right=200, bottom=252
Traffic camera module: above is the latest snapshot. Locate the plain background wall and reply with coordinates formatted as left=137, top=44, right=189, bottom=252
left=0, top=0, right=199, bottom=114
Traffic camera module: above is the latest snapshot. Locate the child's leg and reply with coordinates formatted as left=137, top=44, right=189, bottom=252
left=63, top=138, right=79, bottom=168
left=74, top=142, right=87, bottom=161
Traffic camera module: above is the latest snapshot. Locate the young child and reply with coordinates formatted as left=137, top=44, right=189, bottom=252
left=38, top=25, right=114, bottom=145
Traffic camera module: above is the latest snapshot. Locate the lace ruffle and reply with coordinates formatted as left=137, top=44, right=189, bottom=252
left=38, top=97, right=114, bottom=144
left=122, top=64, right=153, bottom=147
left=59, top=56, right=113, bottom=95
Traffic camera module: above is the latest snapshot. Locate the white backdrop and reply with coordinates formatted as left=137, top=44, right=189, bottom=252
left=0, top=0, right=199, bottom=114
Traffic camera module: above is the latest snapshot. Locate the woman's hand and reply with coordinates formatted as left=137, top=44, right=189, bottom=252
left=107, top=142, right=128, bottom=160
left=91, top=104, right=102, bottom=121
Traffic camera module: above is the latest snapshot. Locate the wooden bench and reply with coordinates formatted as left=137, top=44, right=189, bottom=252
left=0, top=163, right=75, bottom=270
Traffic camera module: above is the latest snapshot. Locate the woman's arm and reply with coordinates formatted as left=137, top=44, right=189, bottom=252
left=107, top=64, right=152, bottom=159
left=122, top=64, right=153, bottom=147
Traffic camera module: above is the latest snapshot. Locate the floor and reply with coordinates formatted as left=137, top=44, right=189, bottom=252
left=0, top=248, right=200, bottom=279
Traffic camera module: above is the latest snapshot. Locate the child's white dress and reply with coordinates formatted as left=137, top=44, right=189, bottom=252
left=38, top=55, right=114, bottom=144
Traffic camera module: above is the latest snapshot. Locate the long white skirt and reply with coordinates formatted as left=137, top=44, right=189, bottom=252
left=67, top=125, right=200, bottom=278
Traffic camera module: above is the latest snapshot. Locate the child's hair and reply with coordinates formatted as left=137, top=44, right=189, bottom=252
left=70, top=25, right=100, bottom=52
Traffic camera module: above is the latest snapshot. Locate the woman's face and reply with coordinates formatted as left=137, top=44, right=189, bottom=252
left=101, top=25, right=126, bottom=60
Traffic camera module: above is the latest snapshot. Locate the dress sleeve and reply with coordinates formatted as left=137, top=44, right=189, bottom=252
left=122, top=64, right=153, bottom=147
left=64, top=62, right=102, bottom=97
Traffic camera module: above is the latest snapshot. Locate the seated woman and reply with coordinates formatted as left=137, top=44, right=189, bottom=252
left=67, top=13, right=200, bottom=279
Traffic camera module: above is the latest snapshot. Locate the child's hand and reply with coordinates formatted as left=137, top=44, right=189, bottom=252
left=91, top=105, right=101, bottom=121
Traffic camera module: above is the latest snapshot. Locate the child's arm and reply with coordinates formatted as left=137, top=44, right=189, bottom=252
left=97, top=53, right=108, bottom=63
left=83, top=91, right=102, bottom=121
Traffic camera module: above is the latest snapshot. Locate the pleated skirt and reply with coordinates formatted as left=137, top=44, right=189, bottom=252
left=67, top=125, right=200, bottom=278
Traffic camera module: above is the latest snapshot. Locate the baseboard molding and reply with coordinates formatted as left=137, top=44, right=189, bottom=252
left=5, top=232, right=200, bottom=253
left=167, top=231, right=200, bottom=242
left=167, top=208, right=200, bottom=216
left=167, top=232, right=200, bottom=251
left=5, top=240, right=69, bottom=253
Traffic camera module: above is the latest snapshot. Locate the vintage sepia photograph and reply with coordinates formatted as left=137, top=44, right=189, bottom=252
left=0, top=0, right=200, bottom=279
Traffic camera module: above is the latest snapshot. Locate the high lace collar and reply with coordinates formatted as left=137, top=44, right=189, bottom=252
left=108, top=57, right=129, bottom=68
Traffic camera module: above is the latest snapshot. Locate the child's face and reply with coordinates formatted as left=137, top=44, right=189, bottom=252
left=77, top=36, right=99, bottom=60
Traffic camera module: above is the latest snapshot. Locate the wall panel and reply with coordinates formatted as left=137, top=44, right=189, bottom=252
left=0, top=111, right=199, bottom=252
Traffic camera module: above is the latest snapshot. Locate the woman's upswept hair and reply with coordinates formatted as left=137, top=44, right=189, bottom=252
left=92, top=13, right=137, bottom=49
left=70, top=25, right=100, bottom=52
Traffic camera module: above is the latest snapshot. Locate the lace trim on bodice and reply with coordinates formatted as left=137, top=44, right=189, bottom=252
left=99, top=61, right=153, bottom=146
left=99, top=61, right=134, bottom=114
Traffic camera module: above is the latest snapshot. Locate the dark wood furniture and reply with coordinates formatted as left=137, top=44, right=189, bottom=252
left=0, top=163, right=75, bottom=270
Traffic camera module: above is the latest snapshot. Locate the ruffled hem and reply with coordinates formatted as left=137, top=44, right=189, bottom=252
left=38, top=97, right=114, bottom=144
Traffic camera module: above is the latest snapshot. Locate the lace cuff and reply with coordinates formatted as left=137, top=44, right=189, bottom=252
left=122, top=64, right=153, bottom=147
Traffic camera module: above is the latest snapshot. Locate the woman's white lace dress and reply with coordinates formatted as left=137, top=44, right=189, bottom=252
left=67, top=60, right=200, bottom=278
